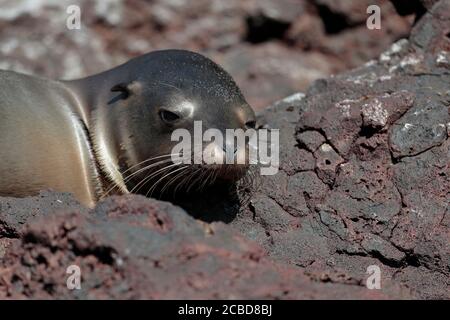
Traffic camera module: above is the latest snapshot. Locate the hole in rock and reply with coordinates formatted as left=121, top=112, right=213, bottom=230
left=315, top=4, right=351, bottom=34
left=390, top=0, right=426, bottom=19
left=245, top=14, right=290, bottom=43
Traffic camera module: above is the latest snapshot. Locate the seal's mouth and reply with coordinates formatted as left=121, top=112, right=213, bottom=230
left=114, top=136, right=254, bottom=199
left=191, top=163, right=249, bottom=181
left=122, top=158, right=250, bottom=199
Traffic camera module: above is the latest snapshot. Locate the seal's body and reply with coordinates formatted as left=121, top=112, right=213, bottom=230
left=0, top=50, right=256, bottom=207
left=0, top=71, right=98, bottom=206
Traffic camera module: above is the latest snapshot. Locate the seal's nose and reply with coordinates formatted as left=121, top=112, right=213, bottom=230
left=222, top=143, right=238, bottom=155
left=235, top=104, right=256, bottom=129
left=222, top=140, right=237, bottom=164
left=245, top=119, right=256, bottom=129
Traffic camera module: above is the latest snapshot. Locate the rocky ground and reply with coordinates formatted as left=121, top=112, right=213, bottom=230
left=0, top=0, right=415, bottom=109
left=0, top=1, right=449, bottom=299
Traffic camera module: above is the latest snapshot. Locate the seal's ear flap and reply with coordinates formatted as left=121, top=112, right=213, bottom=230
left=110, top=81, right=142, bottom=99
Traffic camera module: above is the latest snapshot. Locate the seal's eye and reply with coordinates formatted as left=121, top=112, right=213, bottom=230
left=159, top=109, right=181, bottom=124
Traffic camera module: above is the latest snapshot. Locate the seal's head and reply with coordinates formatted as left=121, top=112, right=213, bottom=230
left=90, top=50, right=256, bottom=197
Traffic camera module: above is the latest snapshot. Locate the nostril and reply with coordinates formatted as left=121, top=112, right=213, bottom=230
left=245, top=120, right=256, bottom=129
left=222, top=145, right=238, bottom=154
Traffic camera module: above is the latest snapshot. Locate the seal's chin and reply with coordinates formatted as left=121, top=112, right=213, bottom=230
left=122, top=141, right=253, bottom=197
left=201, top=164, right=249, bottom=182
left=124, top=159, right=249, bottom=198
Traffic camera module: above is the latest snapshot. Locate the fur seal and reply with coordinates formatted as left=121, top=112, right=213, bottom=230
left=0, top=50, right=256, bottom=207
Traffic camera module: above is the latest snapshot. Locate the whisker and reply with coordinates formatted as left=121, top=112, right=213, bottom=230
left=200, top=169, right=214, bottom=191
left=102, top=154, right=181, bottom=197
left=187, top=169, right=207, bottom=193
left=130, top=153, right=191, bottom=195
left=130, top=162, right=181, bottom=194
left=104, top=158, right=175, bottom=197
left=147, top=165, right=189, bottom=197
left=173, top=167, right=198, bottom=196
left=122, top=159, right=173, bottom=186
left=121, top=154, right=176, bottom=177
left=160, top=167, right=189, bottom=195
left=209, top=168, right=220, bottom=187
